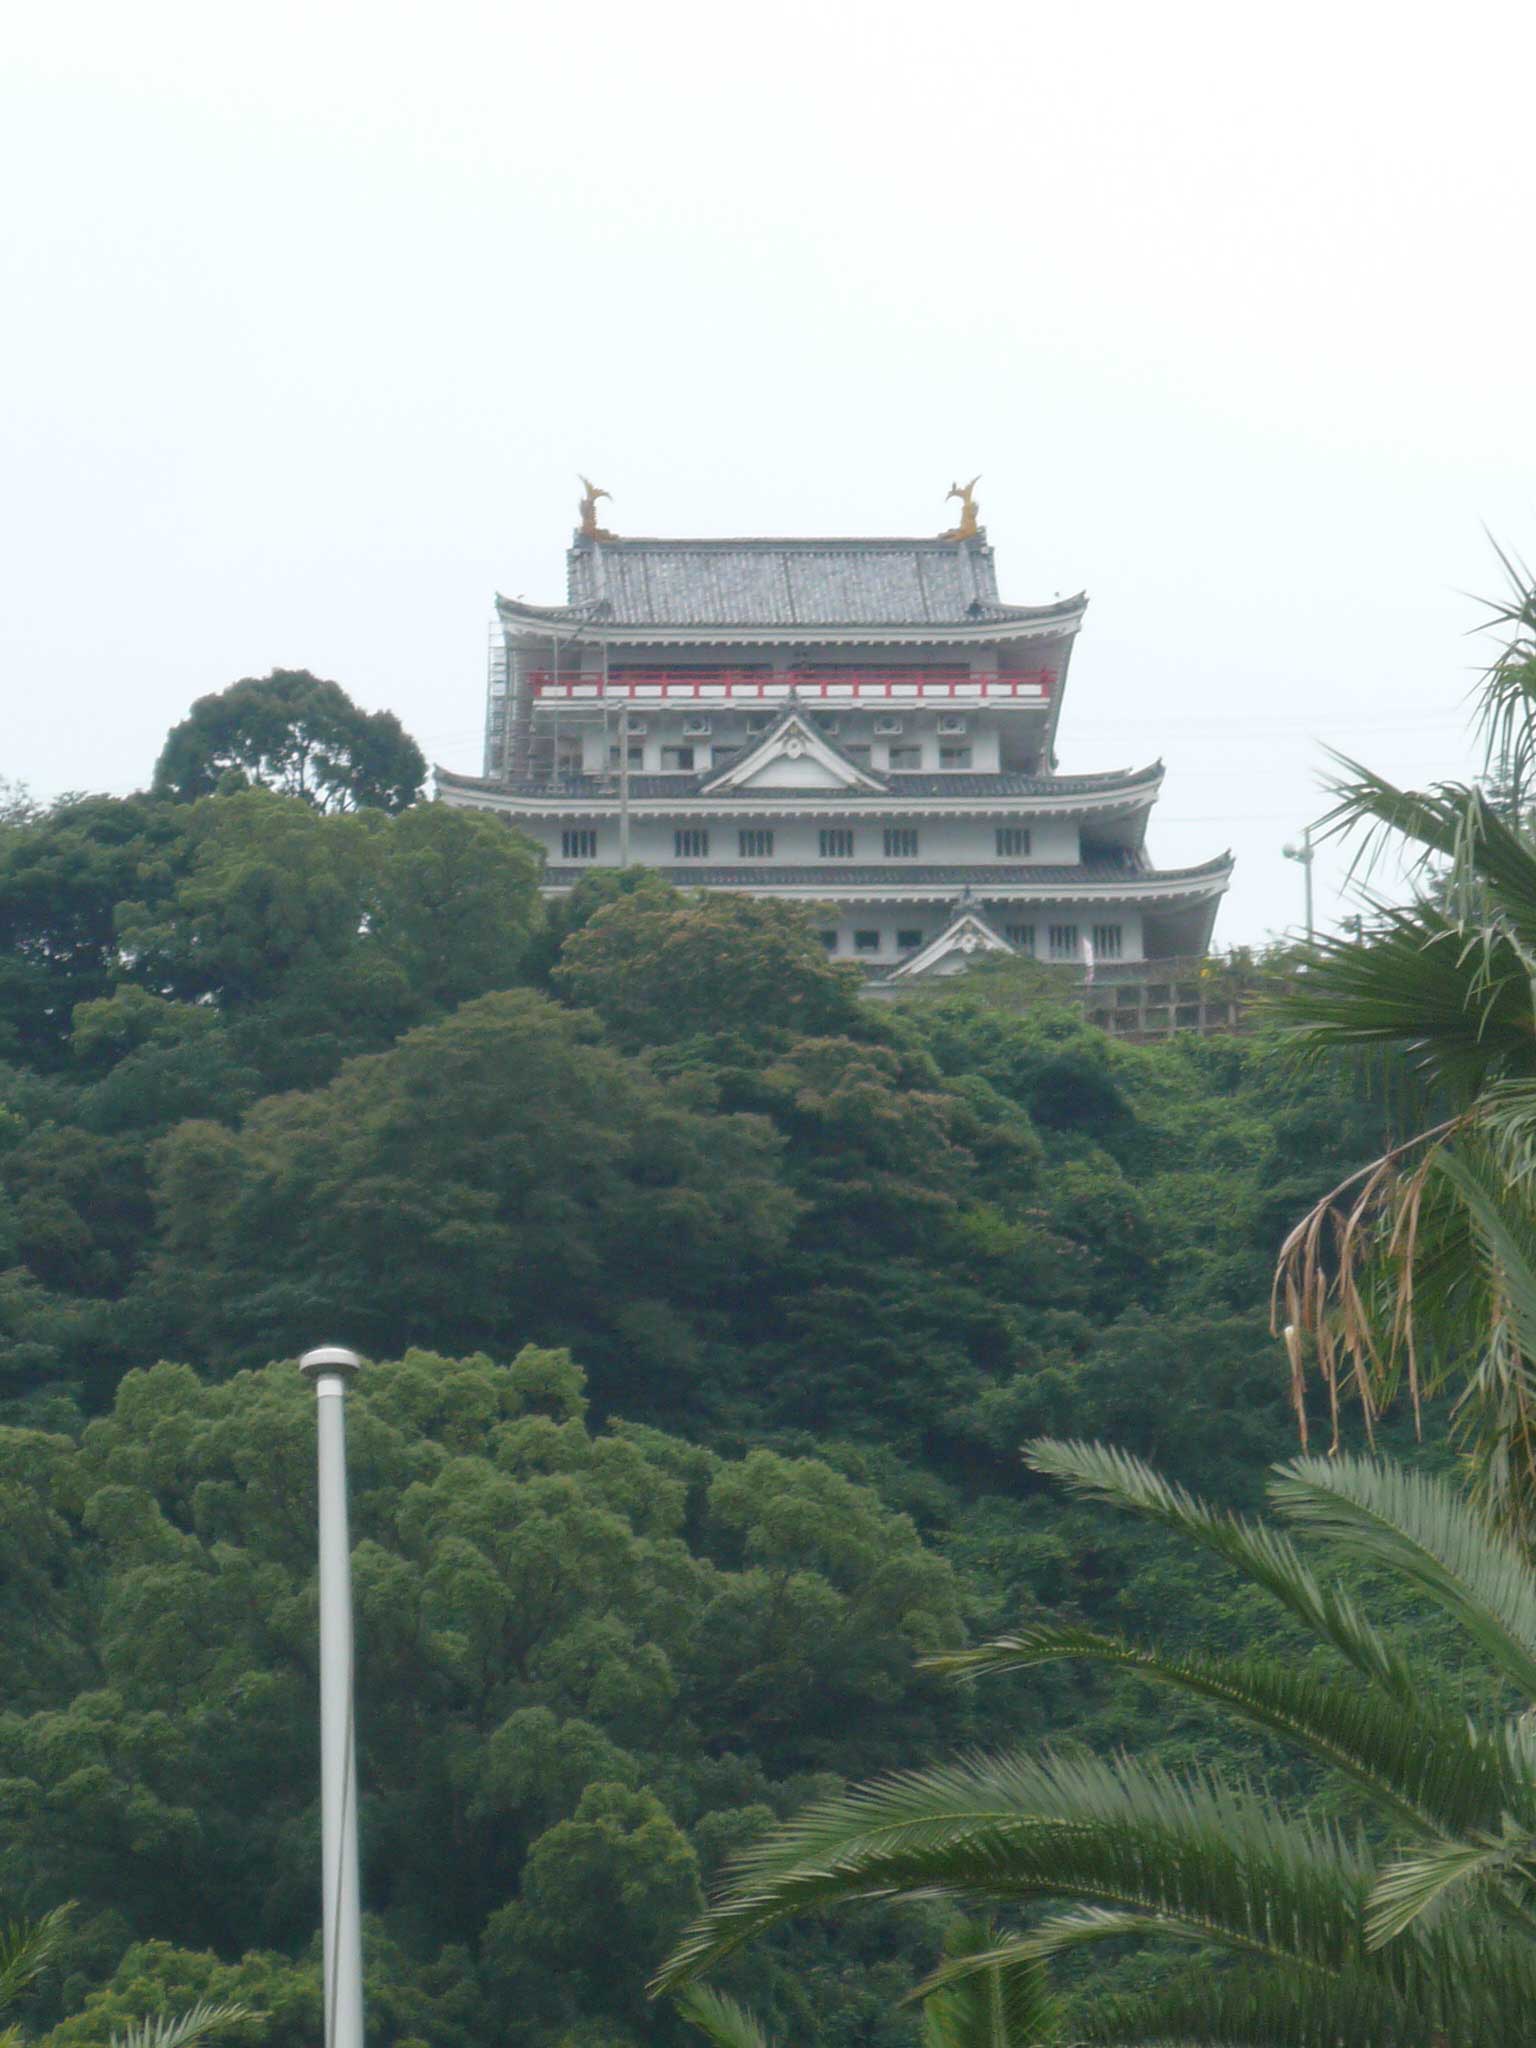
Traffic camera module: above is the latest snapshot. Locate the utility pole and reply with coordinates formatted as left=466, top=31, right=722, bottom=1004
left=300, top=1346, right=365, bottom=2048
left=1282, top=824, right=1316, bottom=944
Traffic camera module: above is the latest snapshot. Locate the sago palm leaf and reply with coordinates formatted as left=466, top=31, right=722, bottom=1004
left=925, top=1620, right=1512, bottom=1837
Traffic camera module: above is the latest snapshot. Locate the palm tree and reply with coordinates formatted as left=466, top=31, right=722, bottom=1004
left=1273, top=552, right=1536, bottom=1536
left=655, top=1437, right=1536, bottom=2045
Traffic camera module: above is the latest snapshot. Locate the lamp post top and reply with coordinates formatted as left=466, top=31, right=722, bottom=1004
left=300, top=1346, right=362, bottom=1379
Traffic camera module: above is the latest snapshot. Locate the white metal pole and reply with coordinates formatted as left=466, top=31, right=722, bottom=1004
left=1283, top=825, right=1317, bottom=945
left=1302, top=824, right=1315, bottom=944
left=300, top=1346, right=365, bottom=2048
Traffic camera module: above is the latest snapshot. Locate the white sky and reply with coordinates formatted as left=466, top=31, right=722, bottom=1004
left=3, top=0, right=1532, bottom=945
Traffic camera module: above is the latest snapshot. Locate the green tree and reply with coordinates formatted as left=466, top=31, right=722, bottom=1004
left=152, top=671, right=425, bottom=814
left=553, top=891, right=867, bottom=1049
left=114, top=792, right=542, bottom=1091
left=0, top=797, right=190, bottom=1068
left=0, top=1344, right=961, bottom=2043
left=0, top=1908, right=249, bottom=2048
left=147, top=989, right=795, bottom=1380
left=659, top=1438, right=1536, bottom=2044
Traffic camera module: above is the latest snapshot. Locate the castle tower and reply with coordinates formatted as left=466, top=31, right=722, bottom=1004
left=436, top=498, right=1231, bottom=975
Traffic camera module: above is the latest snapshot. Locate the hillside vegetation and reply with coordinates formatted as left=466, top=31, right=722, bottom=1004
left=0, top=788, right=1392, bottom=2045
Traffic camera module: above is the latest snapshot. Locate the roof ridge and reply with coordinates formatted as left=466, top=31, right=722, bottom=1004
left=572, top=534, right=997, bottom=550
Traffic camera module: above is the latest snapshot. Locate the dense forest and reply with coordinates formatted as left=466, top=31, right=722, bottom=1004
left=0, top=746, right=1400, bottom=2046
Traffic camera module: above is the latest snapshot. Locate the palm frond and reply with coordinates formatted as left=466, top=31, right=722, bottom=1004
left=1429, top=1141, right=1536, bottom=1532
left=924, top=1621, right=1512, bottom=1837
left=0, top=1905, right=72, bottom=2017
left=1268, top=1453, right=1536, bottom=1698
left=1069, top=1958, right=1438, bottom=2047
left=651, top=1746, right=1367, bottom=1994
left=675, top=1985, right=776, bottom=2048
left=1366, top=1825, right=1536, bottom=1948
left=1022, top=1440, right=1420, bottom=1703
left=106, top=2003, right=254, bottom=2048
left=1272, top=1117, right=1536, bottom=1523
left=1272, top=893, right=1536, bottom=1095
left=920, top=1922, right=1058, bottom=2048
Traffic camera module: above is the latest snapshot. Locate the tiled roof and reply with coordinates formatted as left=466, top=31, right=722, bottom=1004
left=436, top=763, right=1161, bottom=803
left=540, top=856, right=1233, bottom=892
left=495, top=537, right=1084, bottom=630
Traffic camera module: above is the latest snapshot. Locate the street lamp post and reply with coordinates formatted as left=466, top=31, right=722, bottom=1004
left=1282, top=825, right=1316, bottom=944
left=300, top=1346, right=365, bottom=2048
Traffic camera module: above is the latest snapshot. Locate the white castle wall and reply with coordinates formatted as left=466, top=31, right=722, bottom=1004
left=525, top=813, right=1085, bottom=869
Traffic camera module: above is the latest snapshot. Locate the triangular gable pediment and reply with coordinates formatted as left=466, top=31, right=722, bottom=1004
left=701, top=711, right=887, bottom=794
left=888, top=910, right=1016, bottom=981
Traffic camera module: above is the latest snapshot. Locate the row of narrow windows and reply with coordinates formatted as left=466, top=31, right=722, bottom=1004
left=999, top=923, right=1124, bottom=959
left=599, top=744, right=979, bottom=773
left=559, top=827, right=1034, bottom=861
left=812, top=924, right=1125, bottom=959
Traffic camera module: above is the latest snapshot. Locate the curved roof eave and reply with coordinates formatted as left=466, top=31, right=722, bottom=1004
left=492, top=591, right=1090, bottom=637
left=433, top=760, right=1166, bottom=809
left=529, top=854, right=1235, bottom=898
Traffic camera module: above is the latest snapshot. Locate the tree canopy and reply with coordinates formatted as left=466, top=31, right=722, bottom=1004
left=0, top=781, right=1419, bottom=2046
left=152, top=671, right=425, bottom=813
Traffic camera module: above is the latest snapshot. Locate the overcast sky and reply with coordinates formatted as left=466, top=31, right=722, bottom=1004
left=4, top=0, right=1532, bottom=944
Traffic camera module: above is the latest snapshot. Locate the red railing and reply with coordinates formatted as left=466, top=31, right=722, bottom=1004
left=526, top=669, right=1054, bottom=700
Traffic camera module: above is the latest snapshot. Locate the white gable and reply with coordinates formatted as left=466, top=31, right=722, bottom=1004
left=701, top=712, right=886, bottom=795
left=887, top=911, right=1016, bottom=981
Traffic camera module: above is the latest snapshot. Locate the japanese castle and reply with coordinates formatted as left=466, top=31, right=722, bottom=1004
left=436, top=484, right=1232, bottom=978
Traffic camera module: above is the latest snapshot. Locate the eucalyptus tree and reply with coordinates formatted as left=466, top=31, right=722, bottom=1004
left=1275, top=554, right=1536, bottom=1535
left=657, top=1436, right=1536, bottom=2046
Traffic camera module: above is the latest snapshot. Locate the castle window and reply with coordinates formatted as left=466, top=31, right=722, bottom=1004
left=939, top=745, right=973, bottom=769
left=675, top=829, right=710, bottom=858
left=1092, top=923, right=1124, bottom=959
left=819, top=828, right=855, bottom=859
left=897, top=929, right=924, bottom=951
left=1005, top=924, right=1036, bottom=952
left=1048, top=923, right=1079, bottom=959
left=561, top=829, right=598, bottom=860
left=608, top=745, right=644, bottom=770
left=887, top=745, right=921, bottom=770
left=883, top=827, right=919, bottom=858
left=996, top=826, right=1032, bottom=857
left=817, top=930, right=838, bottom=950
left=854, top=930, right=881, bottom=953
left=738, top=828, right=775, bottom=859
left=660, top=746, right=695, bottom=771
left=844, top=745, right=872, bottom=766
